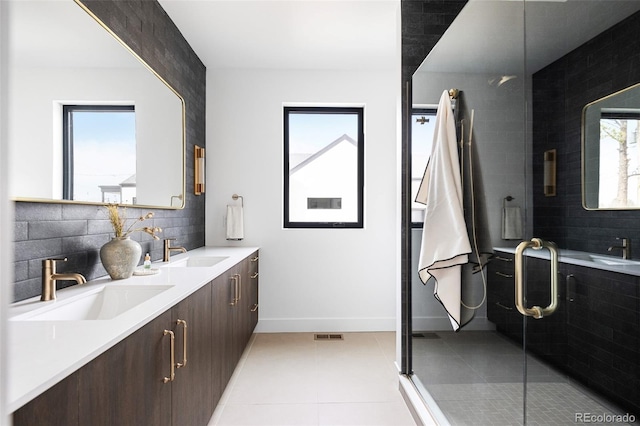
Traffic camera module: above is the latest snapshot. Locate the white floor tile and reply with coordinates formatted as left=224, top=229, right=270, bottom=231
left=210, top=332, right=416, bottom=426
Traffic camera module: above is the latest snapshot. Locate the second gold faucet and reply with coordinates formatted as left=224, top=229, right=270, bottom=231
left=163, top=238, right=187, bottom=262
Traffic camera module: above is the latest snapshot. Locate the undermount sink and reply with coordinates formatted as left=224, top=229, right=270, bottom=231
left=164, top=256, right=228, bottom=268
left=10, top=285, right=173, bottom=322
left=562, top=253, right=638, bottom=266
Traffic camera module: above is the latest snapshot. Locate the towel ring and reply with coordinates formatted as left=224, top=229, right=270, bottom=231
left=503, top=195, right=514, bottom=209
left=232, top=194, right=244, bottom=207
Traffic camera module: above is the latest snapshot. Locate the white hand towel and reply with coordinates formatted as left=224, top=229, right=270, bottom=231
left=226, top=205, right=244, bottom=240
left=502, top=206, right=522, bottom=240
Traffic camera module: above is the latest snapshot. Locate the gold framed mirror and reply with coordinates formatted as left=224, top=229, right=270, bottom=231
left=6, top=0, right=186, bottom=209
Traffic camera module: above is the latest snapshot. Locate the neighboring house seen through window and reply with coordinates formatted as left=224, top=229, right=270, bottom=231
left=284, top=106, right=364, bottom=228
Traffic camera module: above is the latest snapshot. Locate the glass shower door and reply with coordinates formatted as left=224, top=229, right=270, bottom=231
left=407, top=0, right=640, bottom=423
left=409, top=1, right=529, bottom=423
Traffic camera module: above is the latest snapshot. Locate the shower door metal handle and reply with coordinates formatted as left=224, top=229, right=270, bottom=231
left=514, top=238, right=559, bottom=319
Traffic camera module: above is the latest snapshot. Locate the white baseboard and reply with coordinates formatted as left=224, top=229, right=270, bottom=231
left=254, top=317, right=396, bottom=333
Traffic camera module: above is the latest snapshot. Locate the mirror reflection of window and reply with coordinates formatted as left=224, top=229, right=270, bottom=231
left=411, top=108, right=437, bottom=225
left=599, top=110, right=640, bottom=208
left=62, top=105, right=136, bottom=203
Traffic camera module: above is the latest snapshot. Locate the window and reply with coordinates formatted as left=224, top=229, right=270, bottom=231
left=411, top=108, right=437, bottom=226
left=284, top=106, right=364, bottom=228
left=63, top=105, right=136, bottom=203
left=597, top=110, right=640, bottom=208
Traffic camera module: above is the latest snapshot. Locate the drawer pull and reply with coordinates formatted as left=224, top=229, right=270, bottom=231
left=495, top=256, right=513, bottom=262
left=250, top=304, right=259, bottom=312
left=495, top=302, right=513, bottom=311
left=251, top=272, right=259, bottom=279
left=236, top=273, right=242, bottom=302
left=495, top=271, right=513, bottom=278
left=251, top=256, right=259, bottom=262
left=230, top=276, right=238, bottom=306
left=163, top=330, right=175, bottom=383
left=176, top=319, right=187, bottom=369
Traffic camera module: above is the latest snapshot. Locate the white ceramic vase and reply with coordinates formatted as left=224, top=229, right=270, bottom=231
left=100, top=236, right=142, bottom=280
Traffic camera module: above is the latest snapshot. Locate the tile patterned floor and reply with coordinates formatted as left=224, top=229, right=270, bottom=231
left=412, top=331, right=638, bottom=426
left=209, top=332, right=416, bottom=426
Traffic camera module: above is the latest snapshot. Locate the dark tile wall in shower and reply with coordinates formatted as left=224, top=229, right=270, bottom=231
left=12, top=0, right=206, bottom=302
left=532, top=11, right=640, bottom=256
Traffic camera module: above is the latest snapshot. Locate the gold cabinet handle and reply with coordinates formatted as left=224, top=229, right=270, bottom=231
left=495, top=271, right=513, bottom=278
left=176, top=319, right=187, bottom=369
left=495, top=256, right=513, bottom=262
left=163, top=329, right=175, bottom=383
left=235, top=273, right=242, bottom=302
left=250, top=303, right=259, bottom=312
left=515, top=238, right=559, bottom=319
left=251, top=256, right=259, bottom=262
left=251, top=272, right=259, bottom=279
left=229, top=276, right=237, bottom=306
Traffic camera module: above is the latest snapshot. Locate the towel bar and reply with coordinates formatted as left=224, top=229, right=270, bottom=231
left=232, top=194, right=244, bottom=207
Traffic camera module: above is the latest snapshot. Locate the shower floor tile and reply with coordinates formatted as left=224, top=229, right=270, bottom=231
left=412, top=331, right=638, bottom=425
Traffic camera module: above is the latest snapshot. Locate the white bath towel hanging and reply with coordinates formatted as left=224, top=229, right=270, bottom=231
left=415, top=90, right=471, bottom=331
left=226, top=205, right=244, bottom=240
left=502, top=206, right=522, bottom=240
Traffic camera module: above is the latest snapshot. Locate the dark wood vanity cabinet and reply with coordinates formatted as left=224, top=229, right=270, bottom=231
left=212, top=250, right=259, bottom=396
left=487, top=253, right=521, bottom=340
left=13, top=252, right=260, bottom=426
left=12, top=371, right=81, bottom=426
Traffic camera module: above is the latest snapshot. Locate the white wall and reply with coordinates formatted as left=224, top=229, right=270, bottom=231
left=0, top=2, right=11, bottom=422
left=206, top=68, right=399, bottom=332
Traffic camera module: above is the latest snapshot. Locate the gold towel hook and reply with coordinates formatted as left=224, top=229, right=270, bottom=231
left=232, top=194, right=244, bottom=207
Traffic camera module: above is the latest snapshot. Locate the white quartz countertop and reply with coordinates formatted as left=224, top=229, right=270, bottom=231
left=7, top=246, right=259, bottom=413
left=494, top=246, right=640, bottom=276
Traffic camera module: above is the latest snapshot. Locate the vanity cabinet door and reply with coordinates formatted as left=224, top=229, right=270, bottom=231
left=563, top=264, right=640, bottom=415
left=78, top=310, right=173, bottom=426
left=487, top=252, right=518, bottom=337
left=522, top=256, right=566, bottom=368
left=211, top=253, right=260, bottom=407
left=248, top=251, right=259, bottom=334
left=236, top=253, right=258, bottom=353
left=171, top=282, right=214, bottom=426
left=212, top=269, right=236, bottom=401
left=13, top=371, right=80, bottom=426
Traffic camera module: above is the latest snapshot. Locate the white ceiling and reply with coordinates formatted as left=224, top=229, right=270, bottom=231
left=157, top=0, right=401, bottom=71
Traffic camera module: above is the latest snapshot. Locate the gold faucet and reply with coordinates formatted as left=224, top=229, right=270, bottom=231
left=608, top=237, right=631, bottom=260
left=41, top=258, right=87, bottom=301
left=163, top=238, right=187, bottom=262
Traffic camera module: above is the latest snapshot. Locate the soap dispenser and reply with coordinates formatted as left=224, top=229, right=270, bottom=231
left=144, top=253, right=151, bottom=269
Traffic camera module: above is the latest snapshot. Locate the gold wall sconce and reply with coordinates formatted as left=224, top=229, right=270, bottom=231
left=544, top=149, right=556, bottom=197
left=194, top=145, right=205, bottom=195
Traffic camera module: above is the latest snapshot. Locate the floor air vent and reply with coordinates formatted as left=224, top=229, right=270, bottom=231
left=412, top=332, right=440, bottom=339
left=314, top=333, right=344, bottom=341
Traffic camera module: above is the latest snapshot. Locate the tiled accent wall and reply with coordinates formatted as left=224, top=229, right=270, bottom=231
left=12, top=0, right=206, bottom=302
left=532, top=11, right=640, bottom=257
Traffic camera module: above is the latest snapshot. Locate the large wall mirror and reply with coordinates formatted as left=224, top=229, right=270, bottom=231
left=583, top=83, right=640, bottom=210
left=7, top=0, right=185, bottom=209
